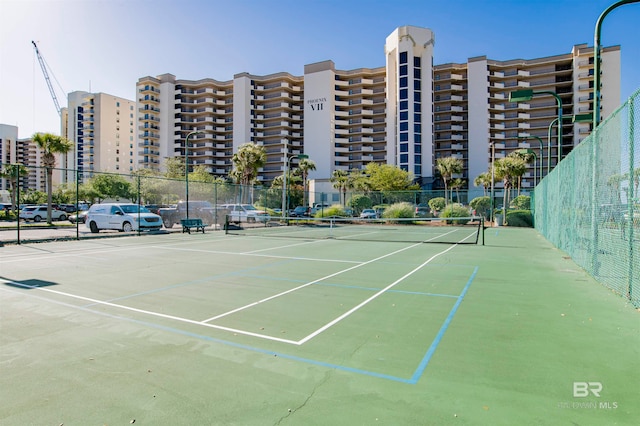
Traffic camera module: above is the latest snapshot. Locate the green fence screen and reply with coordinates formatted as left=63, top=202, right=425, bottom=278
left=535, top=88, right=639, bottom=307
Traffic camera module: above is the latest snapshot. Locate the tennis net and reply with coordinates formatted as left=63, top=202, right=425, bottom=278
left=224, top=216, right=484, bottom=244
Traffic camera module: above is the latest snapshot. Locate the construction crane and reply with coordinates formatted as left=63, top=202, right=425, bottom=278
left=31, top=40, right=62, bottom=117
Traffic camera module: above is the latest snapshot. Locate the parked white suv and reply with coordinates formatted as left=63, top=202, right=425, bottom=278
left=221, top=204, right=270, bottom=223
left=20, top=205, right=67, bottom=222
left=85, top=203, right=162, bottom=233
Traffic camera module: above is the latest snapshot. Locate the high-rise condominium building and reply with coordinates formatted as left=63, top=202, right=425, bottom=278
left=0, top=124, right=46, bottom=196
left=62, top=91, right=137, bottom=181
left=136, top=25, right=620, bottom=191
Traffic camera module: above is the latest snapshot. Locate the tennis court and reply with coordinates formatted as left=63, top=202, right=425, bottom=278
left=1, top=226, right=639, bottom=425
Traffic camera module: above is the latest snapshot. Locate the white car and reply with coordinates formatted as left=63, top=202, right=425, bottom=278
left=85, top=203, right=162, bottom=233
left=359, top=209, right=377, bottom=219
left=20, top=205, right=67, bottom=222
left=221, top=204, right=270, bottom=223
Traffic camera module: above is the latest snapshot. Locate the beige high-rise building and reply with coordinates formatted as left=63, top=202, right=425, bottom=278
left=136, top=25, right=620, bottom=194
left=63, top=91, right=137, bottom=181
left=0, top=124, right=46, bottom=196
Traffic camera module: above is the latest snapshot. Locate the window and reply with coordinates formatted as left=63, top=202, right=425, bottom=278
left=400, top=143, right=408, bottom=153
left=399, top=100, right=408, bottom=110
left=414, top=124, right=421, bottom=133
left=399, top=51, right=408, bottom=64
left=400, top=77, right=408, bottom=88
left=400, top=154, right=408, bottom=163
left=400, top=65, right=408, bottom=76
left=414, top=113, right=421, bottom=122
left=400, top=111, right=408, bottom=120
left=414, top=57, right=421, bottom=68
left=400, top=89, right=408, bottom=100
left=116, top=102, right=120, bottom=107
left=400, top=122, right=408, bottom=131
left=400, top=132, right=408, bottom=142
left=414, top=69, right=421, bottom=79
left=415, top=144, right=421, bottom=153
left=414, top=80, right=421, bottom=90
left=415, top=103, right=421, bottom=112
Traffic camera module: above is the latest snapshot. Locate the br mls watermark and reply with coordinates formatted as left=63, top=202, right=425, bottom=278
left=557, top=382, right=618, bottom=410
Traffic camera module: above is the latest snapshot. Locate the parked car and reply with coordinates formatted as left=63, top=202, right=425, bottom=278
left=69, top=210, right=88, bottom=224
left=221, top=204, right=270, bottom=223
left=57, top=204, right=78, bottom=213
left=359, top=209, right=377, bottom=219
left=415, top=204, right=430, bottom=218
left=19, top=205, right=67, bottom=222
left=85, top=203, right=162, bottom=233
left=290, top=206, right=311, bottom=217
left=158, top=201, right=220, bottom=228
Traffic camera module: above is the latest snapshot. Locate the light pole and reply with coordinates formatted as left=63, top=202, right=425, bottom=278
left=518, top=136, right=544, bottom=185
left=281, top=153, right=308, bottom=217
left=490, top=141, right=496, bottom=226
left=594, top=0, right=639, bottom=127
left=510, top=89, right=564, bottom=164
left=185, top=130, right=204, bottom=220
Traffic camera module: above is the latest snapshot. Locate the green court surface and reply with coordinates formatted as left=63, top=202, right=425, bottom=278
left=1, top=228, right=638, bottom=425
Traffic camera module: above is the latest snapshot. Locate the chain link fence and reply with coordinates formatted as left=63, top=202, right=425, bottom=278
left=534, top=88, right=639, bottom=307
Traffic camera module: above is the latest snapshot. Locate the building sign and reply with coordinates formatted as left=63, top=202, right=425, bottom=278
left=307, top=97, right=327, bottom=111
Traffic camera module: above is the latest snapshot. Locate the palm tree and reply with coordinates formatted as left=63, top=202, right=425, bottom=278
left=231, top=143, right=266, bottom=203
left=510, top=149, right=536, bottom=195
left=32, top=132, right=73, bottom=224
left=494, top=156, right=527, bottom=223
left=330, top=169, right=349, bottom=205
left=0, top=163, right=29, bottom=213
left=436, top=156, right=463, bottom=205
left=297, top=158, right=316, bottom=208
left=450, top=178, right=466, bottom=203
left=474, top=172, right=492, bottom=196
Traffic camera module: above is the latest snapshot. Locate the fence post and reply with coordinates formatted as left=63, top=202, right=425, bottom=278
left=627, top=96, right=635, bottom=301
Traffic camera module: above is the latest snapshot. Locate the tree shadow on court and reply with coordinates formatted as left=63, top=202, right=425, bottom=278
left=1, top=277, right=58, bottom=290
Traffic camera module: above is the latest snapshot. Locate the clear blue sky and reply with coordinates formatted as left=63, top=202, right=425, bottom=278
left=1, top=0, right=639, bottom=139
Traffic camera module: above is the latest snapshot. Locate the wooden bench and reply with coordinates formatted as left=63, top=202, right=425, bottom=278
left=180, top=218, right=207, bottom=234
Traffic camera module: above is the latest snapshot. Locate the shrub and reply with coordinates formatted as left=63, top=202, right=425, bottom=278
left=440, top=204, right=471, bottom=224
left=314, top=204, right=350, bottom=218
left=506, top=209, right=533, bottom=227
left=469, top=196, right=491, bottom=217
left=510, top=195, right=531, bottom=210
left=428, top=197, right=446, bottom=215
left=381, top=202, right=414, bottom=219
left=348, top=194, right=372, bottom=215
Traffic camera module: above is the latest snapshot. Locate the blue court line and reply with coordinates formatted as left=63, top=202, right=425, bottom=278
left=4, top=265, right=479, bottom=385
left=408, top=265, right=479, bottom=384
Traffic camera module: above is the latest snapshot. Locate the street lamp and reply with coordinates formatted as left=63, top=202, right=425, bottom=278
left=510, top=89, right=564, bottom=164
left=544, top=113, right=593, bottom=175
left=517, top=136, right=544, bottom=185
left=185, top=130, right=204, bottom=220
left=490, top=141, right=496, bottom=226
left=281, top=153, right=308, bottom=217
left=594, top=0, right=639, bottom=127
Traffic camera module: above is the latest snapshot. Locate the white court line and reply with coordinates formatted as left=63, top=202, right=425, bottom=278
left=150, top=245, right=362, bottom=264
left=0, top=234, right=227, bottom=263
left=0, top=278, right=299, bottom=344
left=200, top=241, right=425, bottom=324
left=297, top=243, right=460, bottom=344
left=243, top=238, right=327, bottom=254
